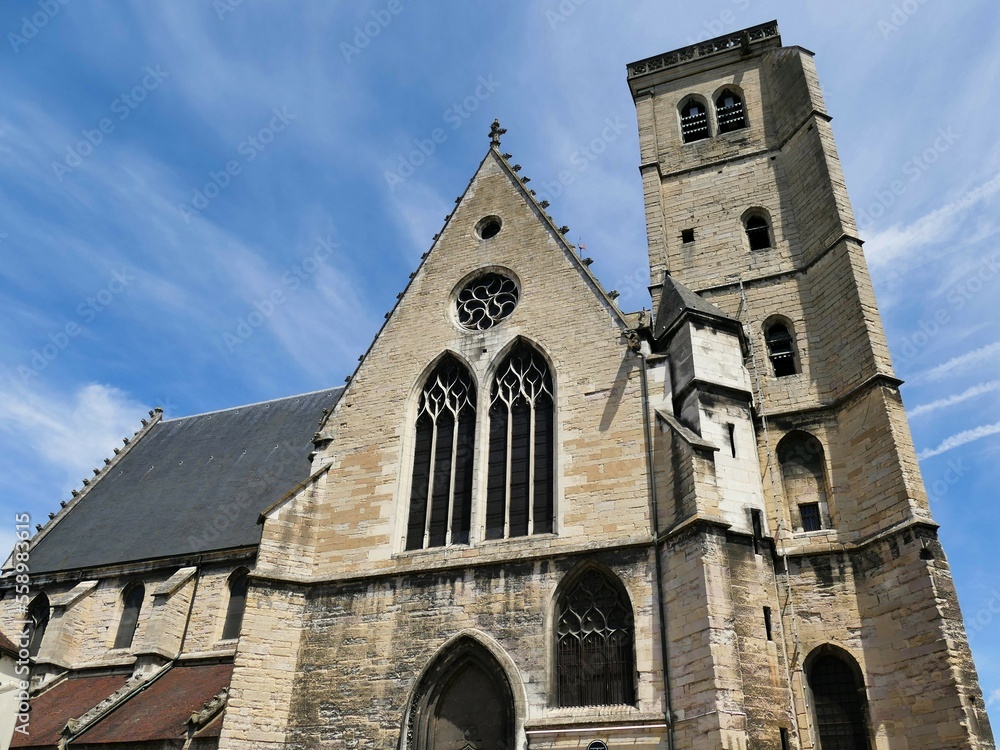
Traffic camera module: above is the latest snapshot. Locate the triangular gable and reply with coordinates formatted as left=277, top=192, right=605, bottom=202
left=321, top=132, right=632, bottom=432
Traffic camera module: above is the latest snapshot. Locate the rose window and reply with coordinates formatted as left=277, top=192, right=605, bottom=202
left=455, top=273, right=519, bottom=331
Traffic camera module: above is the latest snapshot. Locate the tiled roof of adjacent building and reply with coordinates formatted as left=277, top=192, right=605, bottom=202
left=27, top=388, right=343, bottom=574
left=12, top=673, right=130, bottom=747
left=73, top=663, right=233, bottom=746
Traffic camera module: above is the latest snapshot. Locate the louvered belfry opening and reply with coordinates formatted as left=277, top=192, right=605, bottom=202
left=406, top=356, right=477, bottom=550
left=810, top=654, right=872, bottom=750
left=765, top=322, right=796, bottom=376
left=716, top=88, right=747, bottom=132
left=556, top=568, right=636, bottom=707
left=485, top=344, right=554, bottom=540
left=680, top=98, right=709, bottom=142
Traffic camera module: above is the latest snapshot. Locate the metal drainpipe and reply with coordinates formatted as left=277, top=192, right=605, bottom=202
left=632, top=339, right=675, bottom=750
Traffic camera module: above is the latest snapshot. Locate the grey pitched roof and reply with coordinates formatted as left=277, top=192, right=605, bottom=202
left=653, top=275, right=738, bottom=339
left=28, top=388, right=343, bottom=574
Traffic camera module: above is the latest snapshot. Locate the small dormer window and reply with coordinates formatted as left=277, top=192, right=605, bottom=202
left=680, top=98, right=709, bottom=143
left=716, top=89, right=747, bottom=133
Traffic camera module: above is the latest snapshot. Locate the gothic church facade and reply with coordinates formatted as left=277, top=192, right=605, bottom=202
left=3, top=22, right=994, bottom=750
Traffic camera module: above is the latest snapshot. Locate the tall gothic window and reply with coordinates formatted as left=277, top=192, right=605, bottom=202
left=679, top=97, right=710, bottom=142
left=114, top=581, right=144, bottom=650
left=25, top=593, right=49, bottom=657
left=221, top=567, right=249, bottom=640
left=808, top=650, right=872, bottom=749
left=486, top=344, right=554, bottom=540
left=715, top=88, right=747, bottom=133
left=556, top=567, right=636, bottom=707
left=405, top=356, right=476, bottom=550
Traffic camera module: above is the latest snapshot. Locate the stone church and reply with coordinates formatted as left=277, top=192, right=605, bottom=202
left=2, top=21, right=994, bottom=750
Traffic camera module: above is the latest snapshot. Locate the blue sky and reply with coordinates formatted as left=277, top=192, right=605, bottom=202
left=0, top=0, right=997, bottom=727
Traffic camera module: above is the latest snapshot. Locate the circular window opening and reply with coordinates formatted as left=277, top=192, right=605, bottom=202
left=476, top=216, right=502, bottom=240
left=456, top=272, right=519, bottom=331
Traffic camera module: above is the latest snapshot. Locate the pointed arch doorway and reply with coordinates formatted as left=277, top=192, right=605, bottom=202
left=408, top=638, right=515, bottom=750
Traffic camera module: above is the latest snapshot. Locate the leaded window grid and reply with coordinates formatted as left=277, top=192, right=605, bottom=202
left=406, top=359, right=477, bottom=550
left=456, top=272, right=519, bottom=331
left=556, top=568, right=636, bottom=707
left=487, top=346, right=554, bottom=540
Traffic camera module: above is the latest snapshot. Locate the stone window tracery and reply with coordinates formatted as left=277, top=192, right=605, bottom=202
left=405, top=356, right=477, bottom=550
left=485, top=344, right=554, bottom=540
left=456, top=273, right=518, bottom=331
left=556, top=568, right=636, bottom=707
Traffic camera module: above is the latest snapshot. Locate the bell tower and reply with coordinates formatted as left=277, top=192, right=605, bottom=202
left=629, top=22, right=994, bottom=749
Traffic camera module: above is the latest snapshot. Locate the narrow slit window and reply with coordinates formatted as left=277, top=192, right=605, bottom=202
left=745, top=214, right=772, bottom=250
left=405, top=356, right=476, bottom=550
left=765, top=322, right=797, bottom=377
left=222, top=568, right=249, bottom=640
left=114, top=582, right=144, bottom=650
left=486, top=344, right=554, bottom=540
left=556, top=568, right=635, bottom=707
left=751, top=508, right=764, bottom=555
left=680, top=98, right=709, bottom=143
left=716, top=88, right=747, bottom=133
left=727, top=423, right=737, bottom=457
left=764, top=606, right=773, bottom=641
left=25, top=593, right=49, bottom=657
left=780, top=728, right=791, bottom=750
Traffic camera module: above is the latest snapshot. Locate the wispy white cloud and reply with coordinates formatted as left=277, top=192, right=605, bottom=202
left=918, top=420, right=1000, bottom=459
left=866, top=171, right=1000, bottom=271
left=0, top=377, right=149, bottom=497
left=988, top=689, right=1000, bottom=708
left=909, top=380, right=1000, bottom=418
left=917, top=341, right=1000, bottom=382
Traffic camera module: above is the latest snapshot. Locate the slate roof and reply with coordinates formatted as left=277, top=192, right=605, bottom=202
left=653, top=274, right=739, bottom=339
left=28, top=388, right=343, bottom=574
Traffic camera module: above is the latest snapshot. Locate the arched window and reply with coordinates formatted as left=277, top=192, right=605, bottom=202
left=679, top=97, right=709, bottom=143
left=807, top=649, right=872, bottom=749
left=778, top=431, right=829, bottom=532
left=25, top=593, right=49, bottom=658
left=407, top=638, right=515, bottom=750
left=221, top=568, right=249, bottom=640
left=556, top=567, right=635, bottom=707
left=405, top=356, right=476, bottom=550
left=765, top=320, right=797, bottom=377
left=114, top=582, right=144, bottom=650
left=716, top=88, right=747, bottom=132
left=745, top=212, right=772, bottom=250
left=486, top=343, right=554, bottom=540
